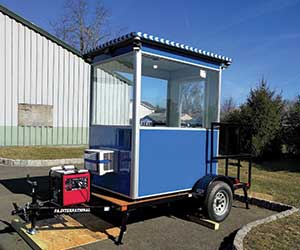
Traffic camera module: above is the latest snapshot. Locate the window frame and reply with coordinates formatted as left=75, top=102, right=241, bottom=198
left=91, top=52, right=134, bottom=126
left=139, top=51, right=221, bottom=130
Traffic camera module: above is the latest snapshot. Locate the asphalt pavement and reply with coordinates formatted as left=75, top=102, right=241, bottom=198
left=0, top=166, right=275, bottom=250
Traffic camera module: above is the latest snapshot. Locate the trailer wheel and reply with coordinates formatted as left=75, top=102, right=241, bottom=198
left=204, top=181, right=233, bottom=222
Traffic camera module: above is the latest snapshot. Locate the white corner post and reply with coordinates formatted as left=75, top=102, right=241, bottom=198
left=217, top=68, right=222, bottom=122
left=215, top=67, right=222, bottom=175
left=130, top=43, right=142, bottom=199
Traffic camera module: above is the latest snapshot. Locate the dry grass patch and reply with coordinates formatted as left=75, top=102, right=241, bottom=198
left=219, top=159, right=300, bottom=250
left=219, top=159, right=300, bottom=207
left=235, top=189, right=274, bottom=201
left=244, top=211, right=300, bottom=250
left=0, top=146, right=87, bottom=160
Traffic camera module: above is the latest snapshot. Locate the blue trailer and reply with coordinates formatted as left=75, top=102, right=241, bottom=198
left=13, top=32, right=253, bottom=245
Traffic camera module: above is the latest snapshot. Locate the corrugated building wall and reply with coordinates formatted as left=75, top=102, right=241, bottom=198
left=0, top=7, right=91, bottom=146
left=92, top=66, right=132, bottom=126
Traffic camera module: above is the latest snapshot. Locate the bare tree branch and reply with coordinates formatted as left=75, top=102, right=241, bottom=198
left=220, top=97, right=237, bottom=121
left=50, top=0, right=121, bottom=53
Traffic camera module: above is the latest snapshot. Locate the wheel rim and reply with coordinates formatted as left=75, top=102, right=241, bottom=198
left=213, top=190, right=229, bottom=216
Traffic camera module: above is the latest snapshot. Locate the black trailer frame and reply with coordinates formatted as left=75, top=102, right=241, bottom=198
left=209, top=122, right=253, bottom=208
left=12, top=176, right=193, bottom=245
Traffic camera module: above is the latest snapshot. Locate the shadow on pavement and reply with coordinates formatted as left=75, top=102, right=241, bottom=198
left=93, top=199, right=195, bottom=227
left=219, top=229, right=239, bottom=250
left=0, top=176, right=50, bottom=201
left=0, top=220, right=14, bottom=235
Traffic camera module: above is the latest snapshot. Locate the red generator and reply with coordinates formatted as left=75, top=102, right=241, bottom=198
left=49, top=166, right=90, bottom=206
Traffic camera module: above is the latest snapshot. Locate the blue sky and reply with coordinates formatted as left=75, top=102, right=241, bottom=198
left=1, top=0, right=300, bottom=104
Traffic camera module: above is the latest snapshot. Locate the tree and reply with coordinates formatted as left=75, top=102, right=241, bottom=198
left=220, top=97, right=236, bottom=121
left=181, top=82, right=204, bottom=120
left=50, top=0, right=112, bottom=53
left=243, top=79, right=284, bottom=158
left=223, top=78, right=284, bottom=158
left=282, top=96, right=300, bottom=156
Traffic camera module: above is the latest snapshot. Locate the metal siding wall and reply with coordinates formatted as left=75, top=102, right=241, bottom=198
left=11, top=19, right=18, bottom=145
left=47, top=40, right=54, bottom=145
left=92, top=67, right=130, bottom=126
left=5, top=15, right=12, bottom=145
left=0, top=11, right=90, bottom=146
left=77, top=60, right=83, bottom=143
left=83, top=62, right=90, bottom=142
left=0, top=13, right=5, bottom=146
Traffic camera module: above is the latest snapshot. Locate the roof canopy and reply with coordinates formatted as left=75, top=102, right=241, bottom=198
left=84, top=32, right=232, bottom=67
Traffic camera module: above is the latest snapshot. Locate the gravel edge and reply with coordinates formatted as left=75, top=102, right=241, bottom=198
left=233, top=194, right=299, bottom=250
left=0, top=157, right=83, bottom=167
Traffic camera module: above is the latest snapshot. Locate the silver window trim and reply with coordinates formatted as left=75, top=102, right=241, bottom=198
left=141, top=51, right=221, bottom=72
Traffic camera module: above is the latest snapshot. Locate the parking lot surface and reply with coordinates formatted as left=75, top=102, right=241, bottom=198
left=0, top=166, right=275, bottom=250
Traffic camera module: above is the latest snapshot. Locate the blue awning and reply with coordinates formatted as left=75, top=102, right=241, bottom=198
left=85, top=32, right=232, bottom=67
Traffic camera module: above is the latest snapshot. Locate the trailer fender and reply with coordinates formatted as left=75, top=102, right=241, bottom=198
left=192, top=175, right=234, bottom=198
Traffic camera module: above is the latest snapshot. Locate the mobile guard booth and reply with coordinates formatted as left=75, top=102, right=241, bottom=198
left=84, top=32, right=232, bottom=200
left=12, top=32, right=251, bottom=243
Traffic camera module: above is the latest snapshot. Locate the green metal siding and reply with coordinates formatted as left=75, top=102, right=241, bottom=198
left=0, top=126, right=89, bottom=146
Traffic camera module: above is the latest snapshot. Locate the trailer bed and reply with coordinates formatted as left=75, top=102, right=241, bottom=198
left=92, top=191, right=192, bottom=211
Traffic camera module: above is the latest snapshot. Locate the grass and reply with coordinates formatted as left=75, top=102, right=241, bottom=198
left=244, top=211, right=300, bottom=250
left=219, top=159, right=300, bottom=250
left=219, top=159, right=300, bottom=207
left=0, top=146, right=87, bottom=160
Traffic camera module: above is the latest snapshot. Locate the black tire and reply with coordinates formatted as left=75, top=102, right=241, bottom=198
left=203, top=181, right=233, bottom=222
